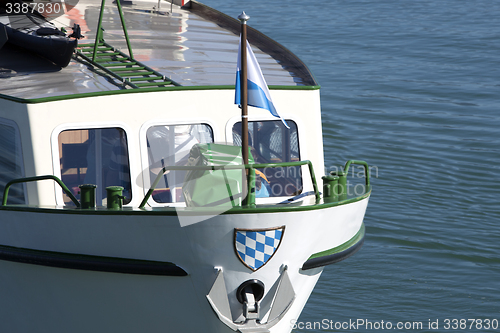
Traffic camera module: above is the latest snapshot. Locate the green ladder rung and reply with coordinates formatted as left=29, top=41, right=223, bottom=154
left=75, top=39, right=181, bottom=88
left=80, top=47, right=114, bottom=52
left=135, top=82, right=173, bottom=87
left=117, top=71, right=155, bottom=77
left=109, top=67, right=146, bottom=72
left=94, top=52, right=122, bottom=57
left=129, top=76, right=165, bottom=82
left=101, top=62, right=138, bottom=67
left=78, top=43, right=104, bottom=47
left=95, top=58, right=130, bottom=63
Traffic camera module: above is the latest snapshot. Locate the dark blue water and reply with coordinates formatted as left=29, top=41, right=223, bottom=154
left=203, top=0, right=500, bottom=331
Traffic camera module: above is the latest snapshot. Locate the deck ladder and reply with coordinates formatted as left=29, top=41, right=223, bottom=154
left=73, top=0, right=180, bottom=89
left=75, top=42, right=180, bottom=89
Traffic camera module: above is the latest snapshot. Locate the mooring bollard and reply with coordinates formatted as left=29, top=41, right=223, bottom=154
left=79, top=184, right=97, bottom=209
left=330, top=170, right=347, bottom=200
left=322, top=175, right=339, bottom=203
left=106, top=186, right=124, bottom=209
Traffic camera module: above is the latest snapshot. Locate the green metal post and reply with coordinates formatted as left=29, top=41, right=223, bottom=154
left=321, top=175, right=339, bottom=203
left=306, top=161, right=321, bottom=203
left=106, top=186, right=124, bottom=209
left=247, top=167, right=256, bottom=207
left=115, top=0, right=134, bottom=59
left=79, top=184, right=97, bottom=209
left=92, top=0, right=107, bottom=61
left=330, top=170, right=347, bottom=200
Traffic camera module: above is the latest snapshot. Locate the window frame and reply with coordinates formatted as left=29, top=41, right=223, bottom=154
left=139, top=119, right=219, bottom=207
left=51, top=122, right=135, bottom=207
left=225, top=114, right=308, bottom=201
left=0, top=117, right=26, bottom=205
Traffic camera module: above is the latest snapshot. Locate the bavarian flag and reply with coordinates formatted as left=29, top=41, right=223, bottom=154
left=235, top=37, right=289, bottom=128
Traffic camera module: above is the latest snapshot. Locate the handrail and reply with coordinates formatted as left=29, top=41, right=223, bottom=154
left=322, top=160, right=371, bottom=202
left=2, top=175, right=81, bottom=207
left=139, top=160, right=320, bottom=208
left=343, top=160, right=370, bottom=186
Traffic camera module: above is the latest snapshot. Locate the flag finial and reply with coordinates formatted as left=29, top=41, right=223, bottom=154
left=238, top=12, right=250, bottom=23
left=234, top=12, right=290, bottom=130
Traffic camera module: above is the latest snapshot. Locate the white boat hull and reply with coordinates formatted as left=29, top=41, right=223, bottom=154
left=0, top=197, right=368, bottom=332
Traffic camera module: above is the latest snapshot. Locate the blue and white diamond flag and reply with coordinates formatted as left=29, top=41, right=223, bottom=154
left=235, top=37, right=289, bottom=129
left=235, top=227, right=284, bottom=271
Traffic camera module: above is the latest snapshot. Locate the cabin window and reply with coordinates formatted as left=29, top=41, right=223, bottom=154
left=0, top=119, right=25, bottom=204
left=232, top=120, right=302, bottom=197
left=146, top=124, right=214, bottom=203
left=58, top=128, right=131, bottom=205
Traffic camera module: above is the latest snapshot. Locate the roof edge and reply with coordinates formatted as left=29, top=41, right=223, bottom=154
left=187, top=0, right=319, bottom=87
left=0, top=85, right=320, bottom=104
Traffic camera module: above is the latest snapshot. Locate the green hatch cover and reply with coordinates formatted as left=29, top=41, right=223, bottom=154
left=182, top=144, right=253, bottom=207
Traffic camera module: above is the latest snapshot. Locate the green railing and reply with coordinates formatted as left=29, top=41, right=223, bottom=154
left=1, top=160, right=370, bottom=209
left=322, top=160, right=371, bottom=202
left=2, top=175, right=80, bottom=207
left=139, top=160, right=320, bottom=208
left=343, top=160, right=370, bottom=187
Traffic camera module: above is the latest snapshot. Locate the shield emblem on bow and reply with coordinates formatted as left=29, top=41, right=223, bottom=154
left=234, top=226, right=285, bottom=271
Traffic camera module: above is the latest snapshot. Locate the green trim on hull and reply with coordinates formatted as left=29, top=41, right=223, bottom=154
left=301, top=223, right=365, bottom=270
left=0, top=190, right=370, bottom=216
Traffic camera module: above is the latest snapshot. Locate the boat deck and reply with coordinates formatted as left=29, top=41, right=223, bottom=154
left=0, top=0, right=317, bottom=100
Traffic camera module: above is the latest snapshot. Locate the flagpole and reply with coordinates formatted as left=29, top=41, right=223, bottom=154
left=238, top=12, right=250, bottom=167
left=238, top=12, right=250, bottom=205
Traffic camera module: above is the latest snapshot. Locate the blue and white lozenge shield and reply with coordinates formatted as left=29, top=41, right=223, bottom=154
left=234, top=227, right=284, bottom=271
